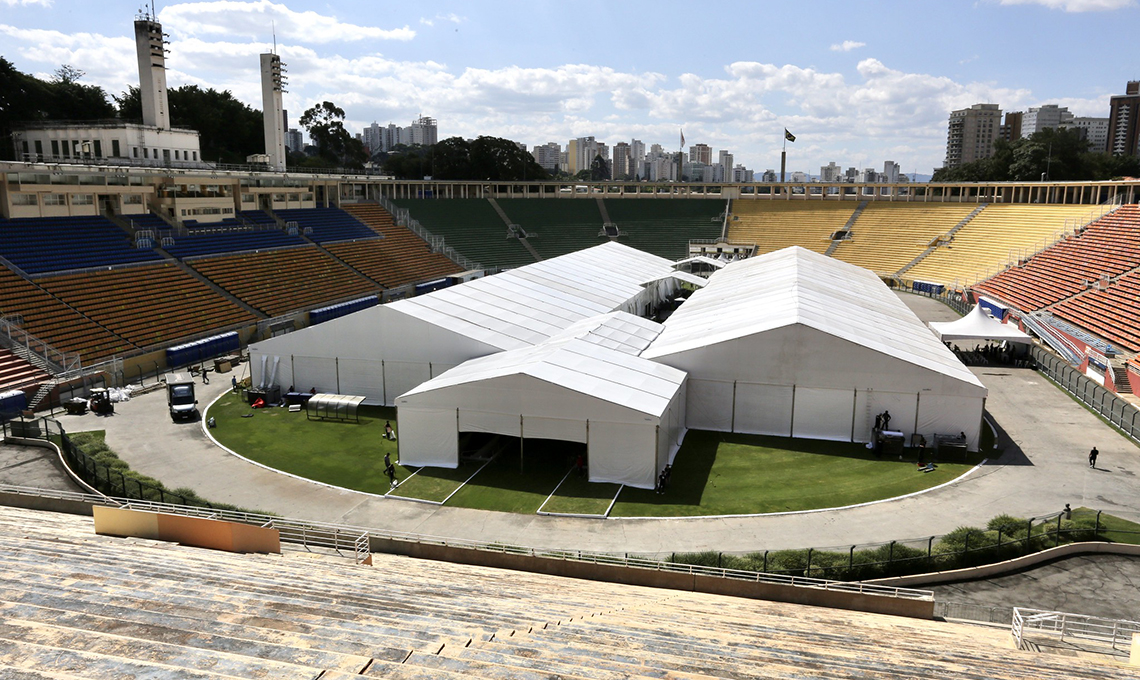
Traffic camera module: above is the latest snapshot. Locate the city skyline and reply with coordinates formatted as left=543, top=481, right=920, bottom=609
left=2, top=0, right=1138, bottom=174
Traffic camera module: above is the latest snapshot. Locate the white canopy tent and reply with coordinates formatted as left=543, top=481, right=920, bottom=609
left=247, top=242, right=679, bottom=405
left=929, top=304, right=1033, bottom=344
left=642, top=246, right=989, bottom=450
left=397, top=312, right=687, bottom=489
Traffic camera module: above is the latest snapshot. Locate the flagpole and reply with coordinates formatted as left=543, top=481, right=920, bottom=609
left=780, top=131, right=787, bottom=185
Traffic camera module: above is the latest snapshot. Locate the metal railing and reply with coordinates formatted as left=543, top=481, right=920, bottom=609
left=1032, top=345, right=1140, bottom=444
left=1013, top=607, right=1140, bottom=652
left=0, top=482, right=931, bottom=601
left=0, top=316, right=81, bottom=376
left=375, top=196, right=481, bottom=271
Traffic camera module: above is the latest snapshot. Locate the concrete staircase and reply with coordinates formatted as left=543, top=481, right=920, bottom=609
left=0, top=349, right=50, bottom=393
left=896, top=204, right=987, bottom=278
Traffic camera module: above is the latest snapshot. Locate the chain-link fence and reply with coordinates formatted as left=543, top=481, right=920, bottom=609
left=2, top=416, right=213, bottom=508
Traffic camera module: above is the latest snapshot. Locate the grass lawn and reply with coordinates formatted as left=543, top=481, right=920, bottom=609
left=206, top=392, right=414, bottom=496
left=391, top=459, right=485, bottom=503
left=446, top=440, right=576, bottom=514
left=1073, top=507, right=1140, bottom=544
left=540, top=471, right=621, bottom=516
left=610, top=430, right=982, bottom=517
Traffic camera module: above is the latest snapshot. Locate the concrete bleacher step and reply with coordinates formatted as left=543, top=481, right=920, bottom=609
left=0, top=666, right=103, bottom=680
left=0, top=600, right=375, bottom=672
left=0, top=636, right=281, bottom=680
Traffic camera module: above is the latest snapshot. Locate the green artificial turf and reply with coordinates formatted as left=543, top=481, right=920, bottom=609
left=610, top=430, right=981, bottom=517
left=445, top=440, right=578, bottom=513
left=206, top=392, right=413, bottom=496
left=207, top=391, right=982, bottom=516
left=391, top=459, right=485, bottom=502
left=540, top=471, right=621, bottom=516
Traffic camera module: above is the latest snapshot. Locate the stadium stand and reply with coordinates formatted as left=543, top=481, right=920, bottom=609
left=497, top=198, right=606, bottom=262
left=189, top=245, right=380, bottom=317
left=830, top=204, right=979, bottom=276
left=339, top=203, right=461, bottom=286
left=275, top=207, right=382, bottom=244
left=905, top=205, right=1098, bottom=286
left=122, top=212, right=173, bottom=233
left=603, top=198, right=725, bottom=260
left=37, top=263, right=259, bottom=350
left=393, top=198, right=536, bottom=268
left=163, top=230, right=306, bottom=259
left=0, top=504, right=1128, bottom=679
left=975, top=205, right=1140, bottom=312
left=0, top=348, right=49, bottom=392
left=0, top=215, right=163, bottom=275
left=0, top=264, right=132, bottom=362
left=728, top=201, right=859, bottom=254
left=1051, top=270, right=1140, bottom=352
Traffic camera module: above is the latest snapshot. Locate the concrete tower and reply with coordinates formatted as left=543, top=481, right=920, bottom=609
left=260, top=53, right=287, bottom=171
left=134, top=15, right=170, bottom=130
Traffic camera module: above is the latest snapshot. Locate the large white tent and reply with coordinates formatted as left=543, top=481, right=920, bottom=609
left=248, top=242, right=678, bottom=405
left=396, top=312, right=687, bottom=489
left=929, top=304, right=1033, bottom=344
left=641, top=247, right=989, bottom=450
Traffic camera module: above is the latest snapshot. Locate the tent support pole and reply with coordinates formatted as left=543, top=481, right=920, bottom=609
left=789, top=385, right=796, bottom=436
left=520, top=415, right=524, bottom=473
left=851, top=389, right=857, bottom=442
left=730, top=381, right=737, bottom=433
left=381, top=361, right=387, bottom=405
left=914, top=392, right=921, bottom=442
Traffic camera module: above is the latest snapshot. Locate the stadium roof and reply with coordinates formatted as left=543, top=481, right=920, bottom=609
left=387, top=242, right=675, bottom=351
left=642, top=246, right=984, bottom=388
left=400, top=311, right=685, bottom=416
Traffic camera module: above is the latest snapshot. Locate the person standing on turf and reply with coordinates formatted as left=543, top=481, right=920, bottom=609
left=1089, top=446, right=1099, bottom=468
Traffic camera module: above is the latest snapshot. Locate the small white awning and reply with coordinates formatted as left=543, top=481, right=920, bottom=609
left=673, top=255, right=727, bottom=269
left=929, top=305, right=1033, bottom=343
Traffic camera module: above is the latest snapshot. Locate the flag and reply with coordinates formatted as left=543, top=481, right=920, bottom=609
left=785, top=129, right=796, bottom=143
left=680, top=129, right=685, bottom=148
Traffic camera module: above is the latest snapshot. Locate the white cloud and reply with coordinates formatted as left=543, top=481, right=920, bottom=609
left=421, top=12, right=464, bottom=26
left=159, top=0, right=414, bottom=43
left=0, top=24, right=137, bottom=94
left=1, top=0, right=51, bottom=5
left=829, top=40, right=866, bottom=52
left=998, top=0, right=1134, bottom=11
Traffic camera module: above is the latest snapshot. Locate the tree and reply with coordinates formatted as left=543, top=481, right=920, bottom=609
left=117, top=84, right=263, bottom=164
left=469, top=136, right=547, bottom=181
left=589, top=153, right=610, bottom=181
left=299, top=101, right=366, bottom=168
left=47, top=64, right=115, bottom=121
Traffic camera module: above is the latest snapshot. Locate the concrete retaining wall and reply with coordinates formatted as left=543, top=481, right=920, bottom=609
left=371, top=537, right=935, bottom=620
left=866, top=542, right=1140, bottom=588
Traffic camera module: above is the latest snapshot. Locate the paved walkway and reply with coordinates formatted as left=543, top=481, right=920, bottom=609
left=39, top=293, right=1140, bottom=555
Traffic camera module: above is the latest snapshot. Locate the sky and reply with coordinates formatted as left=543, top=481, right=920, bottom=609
left=1, top=0, right=1138, bottom=175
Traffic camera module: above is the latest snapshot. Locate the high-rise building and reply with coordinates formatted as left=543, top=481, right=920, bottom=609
left=259, top=53, right=287, bottom=171
left=944, top=103, right=1001, bottom=169
left=689, top=143, right=712, bottom=165
left=761, top=169, right=777, bottom=182
left=285, top=128, right=303, bottom=152
left=820, top=162, right=842, bottom=182
left=1065, top=117, right=1111, bottom=153
left=1021, top=104, right=1074, bottom=137
left=882, top=161, right=900, bottom=184
left=407, top=116, right=438, bottom=146
left=532, top=142, right=561, bottom=172
left=612, top=142, right=631, bottom=178
left=718, top=150, right=733, bottom=182
left=1108, top=81, right=1140, bottom=157
left=630, top=140, right=645, bottom=178
left=1000, top=111, right=1023, bottom=142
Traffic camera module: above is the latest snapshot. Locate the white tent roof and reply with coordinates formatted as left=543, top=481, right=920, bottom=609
left=400, top=312, right=685, bottom=417
left=930, top=304, right=1034, bottom=343
left=673, top=255, right=727, bottom=269
left=642, top=246, right=984, bottom=389
left=386, top=242, right=674, bottom=352
left=639, top=271, right=709, bottom=288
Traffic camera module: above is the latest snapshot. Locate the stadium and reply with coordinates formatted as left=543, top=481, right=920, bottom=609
left=4, top=8, right=1140, bottom=680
